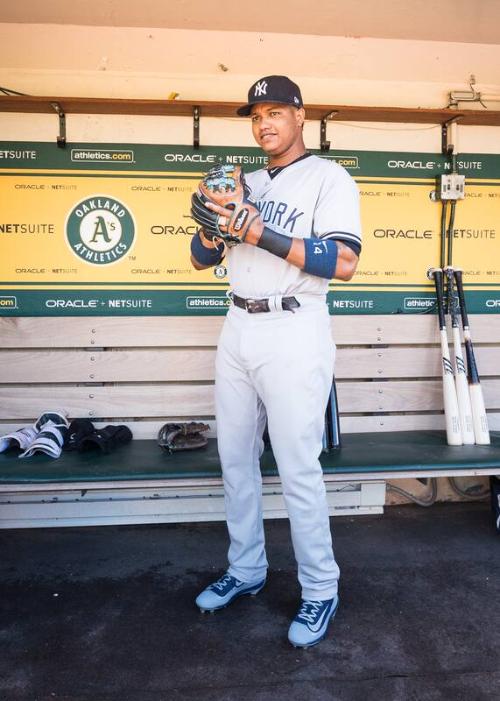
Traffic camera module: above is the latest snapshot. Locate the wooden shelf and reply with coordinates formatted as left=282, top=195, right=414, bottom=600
left=1, top=95, right=500, bottom=126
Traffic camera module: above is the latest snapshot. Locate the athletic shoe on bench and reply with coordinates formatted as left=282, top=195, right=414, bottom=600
left=0, top=426, right=39, bottom=453
left=195, top=572, right=266, bottom=612
left=0, top=410, right=68, bottom=454
left=77, top=425, right=132, bottom=453
left=288, top=596, right=339, bottom=648
left=65, top=418, right=96, bottom=451
left=34, top=410, right=69, bottom=432
left=19, top=422, right=69, bottom=459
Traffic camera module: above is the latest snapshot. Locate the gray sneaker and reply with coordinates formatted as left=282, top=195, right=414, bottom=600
left=195, top=573, right=266, bottom=612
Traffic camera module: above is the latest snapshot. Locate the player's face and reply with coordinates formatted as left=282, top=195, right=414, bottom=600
left=250, top=103, right=305, bottom=160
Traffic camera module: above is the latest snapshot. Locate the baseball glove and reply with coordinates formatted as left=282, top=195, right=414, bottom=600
left=158, top=422, right=210, bottom=453
left=190, top=164, right=262, bottom=245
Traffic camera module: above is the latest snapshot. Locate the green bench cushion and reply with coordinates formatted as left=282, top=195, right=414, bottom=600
left=1, top=431, right=499, bottom=484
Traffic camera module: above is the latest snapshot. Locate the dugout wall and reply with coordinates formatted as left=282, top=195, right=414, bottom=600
left=1, top=3, right=500, bottom=511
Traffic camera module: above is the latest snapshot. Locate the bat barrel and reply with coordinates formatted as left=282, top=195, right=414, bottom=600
left=453, top=268, right=490, bottom=445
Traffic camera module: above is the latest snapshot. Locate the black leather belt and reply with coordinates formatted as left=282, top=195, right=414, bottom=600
left=231, top=292, right=300, bottom=314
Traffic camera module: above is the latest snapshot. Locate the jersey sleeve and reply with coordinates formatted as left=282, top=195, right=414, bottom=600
left=313, top=163, right=362, bottom=250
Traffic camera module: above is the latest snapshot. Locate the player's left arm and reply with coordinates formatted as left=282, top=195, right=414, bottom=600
left=202, top=204, right=360, bottom=281
left=288, top=166, right=362, bottom=281
left=284, top=237, right=359, bottom=281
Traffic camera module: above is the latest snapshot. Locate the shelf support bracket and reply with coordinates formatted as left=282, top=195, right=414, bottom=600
left=50, top=102, right=66, bottom=148
left=193, top=106, right=200, bottom=149
left=320, top=111, right=338, bottom=152
left=441, top=115, right=462, bottom=156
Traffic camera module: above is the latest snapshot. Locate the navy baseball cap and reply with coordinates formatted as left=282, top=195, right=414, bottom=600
left=237, top=75, right=303, bottom=116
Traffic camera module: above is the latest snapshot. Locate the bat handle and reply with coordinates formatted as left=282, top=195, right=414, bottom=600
left=430, top=268, right=446, bottom=329
left=446, top=201, right=456, bottom=267
left=453, top=268, right=469, bottom=328
left=443, top=266, right=457, bottom=324
left=440, top=201, right=447, bottom=269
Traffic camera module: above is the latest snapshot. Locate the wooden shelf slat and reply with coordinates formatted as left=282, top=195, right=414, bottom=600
left=1, top=95, right=500, bottom=126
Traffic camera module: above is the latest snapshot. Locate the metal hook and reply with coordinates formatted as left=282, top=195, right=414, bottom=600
left=320, top=111, right=337, bottom=152
left=50, top=102, right=66, bottom=148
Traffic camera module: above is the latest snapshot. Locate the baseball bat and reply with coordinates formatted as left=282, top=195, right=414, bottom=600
left=444, top=266, right=475, bottom=444
left=440, top=200, right=448, bottom=269
left=428, top=268, right=462, bottom=445
left=323, top=376, right=341, bottom=451
left=453, top=268, right=490, bottom=444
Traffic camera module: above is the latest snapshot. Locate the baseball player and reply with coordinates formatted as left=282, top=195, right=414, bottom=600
left=189, top=75, right=362, bottom=648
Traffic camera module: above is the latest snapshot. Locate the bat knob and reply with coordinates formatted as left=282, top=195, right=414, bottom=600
left=426, top=267, right=440, bottom=280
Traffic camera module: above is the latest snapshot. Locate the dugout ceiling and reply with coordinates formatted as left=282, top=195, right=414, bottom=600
left=2, top=0, right=500, bottom=45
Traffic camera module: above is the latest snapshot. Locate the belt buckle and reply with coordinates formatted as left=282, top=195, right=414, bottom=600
left=245, top=298, right=268, bottom=313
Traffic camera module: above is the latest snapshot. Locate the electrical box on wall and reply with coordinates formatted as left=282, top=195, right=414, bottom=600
left=440, top=174, right=466, bottom=200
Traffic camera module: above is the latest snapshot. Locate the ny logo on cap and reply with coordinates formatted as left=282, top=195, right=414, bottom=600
left=254, top=80, right=268, bottom=97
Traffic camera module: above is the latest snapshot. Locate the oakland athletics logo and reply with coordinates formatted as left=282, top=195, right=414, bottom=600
left=66, top=195, right=135, bottom=265
left=214, top=264, right=227, bottom=279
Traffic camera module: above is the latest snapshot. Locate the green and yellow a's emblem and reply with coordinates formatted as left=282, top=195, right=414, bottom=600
left=66, top=196, right=135, bottom=265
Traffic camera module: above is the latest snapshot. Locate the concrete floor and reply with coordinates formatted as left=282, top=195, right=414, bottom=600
left=1, top=502, right=499, bottom=701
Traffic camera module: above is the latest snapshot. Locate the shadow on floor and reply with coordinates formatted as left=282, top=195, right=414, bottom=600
left=1, top=502, right=499, bottom=701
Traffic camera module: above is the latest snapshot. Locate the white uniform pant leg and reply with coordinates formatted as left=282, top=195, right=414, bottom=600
left=215, top=310, right=268, bottom=583
left=251, top=307, right=340, bottom=601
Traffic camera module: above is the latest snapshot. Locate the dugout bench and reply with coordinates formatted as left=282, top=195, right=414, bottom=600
left=1, top=314, right=499, bottom=529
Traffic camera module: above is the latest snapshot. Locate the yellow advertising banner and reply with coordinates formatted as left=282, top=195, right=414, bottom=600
left=0, top=143, right=499, bottom=315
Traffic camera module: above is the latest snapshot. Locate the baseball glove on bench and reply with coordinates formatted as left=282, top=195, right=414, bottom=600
left=158, top=422, right=210, bottom=453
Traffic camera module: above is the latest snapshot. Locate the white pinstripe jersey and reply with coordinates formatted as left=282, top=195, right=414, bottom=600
left=226, top=154, right=362, bottom=299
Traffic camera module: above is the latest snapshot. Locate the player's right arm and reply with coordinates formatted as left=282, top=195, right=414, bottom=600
left=190, top=229, right=225, bottom=270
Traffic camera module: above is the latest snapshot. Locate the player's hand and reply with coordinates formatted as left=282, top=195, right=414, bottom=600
left=199, top=228, right=224, bottom=248
left=204, top=200, right=264, bottom=246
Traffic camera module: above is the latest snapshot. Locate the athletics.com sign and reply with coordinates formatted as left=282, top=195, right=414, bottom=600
left=186, top=296, right=230, bottom=309
left=403, top=297, right=435, bottom=311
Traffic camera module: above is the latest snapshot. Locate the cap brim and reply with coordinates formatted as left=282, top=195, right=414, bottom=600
left=236, top=100, right=303, bottom=117
left=236, top=103, right=253, bottom=117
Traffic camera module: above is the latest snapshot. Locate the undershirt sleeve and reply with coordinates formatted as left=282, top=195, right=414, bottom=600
left=324, top=237, right=362, bottom=256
